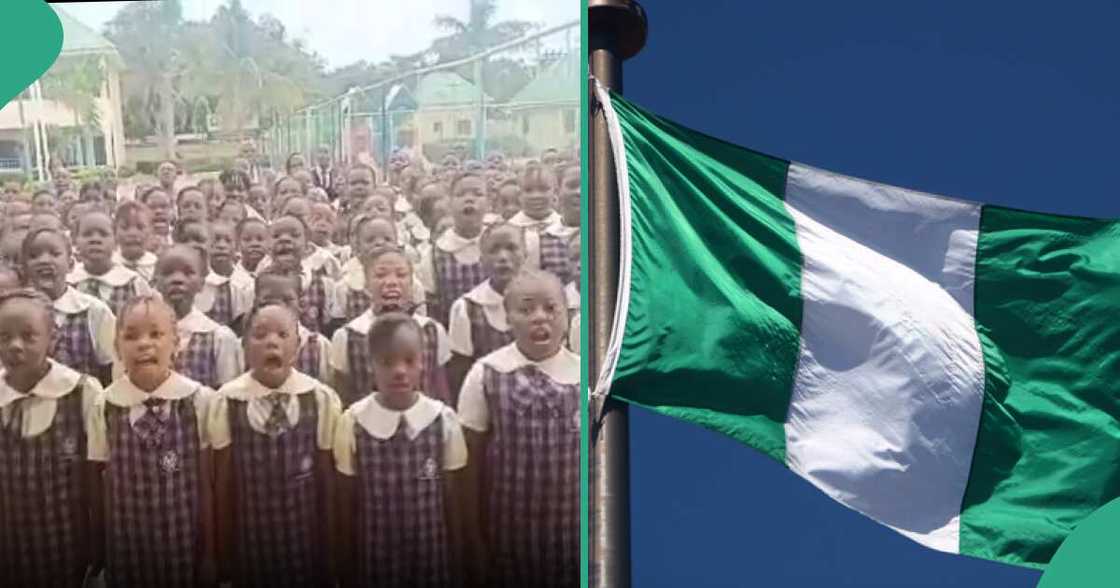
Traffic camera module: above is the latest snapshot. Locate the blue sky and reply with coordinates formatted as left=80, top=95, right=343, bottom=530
left=620, top=1, right=1120, bottom=586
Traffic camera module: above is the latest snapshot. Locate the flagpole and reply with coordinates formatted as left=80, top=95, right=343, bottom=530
left=589, top=2, right=646, bottom=587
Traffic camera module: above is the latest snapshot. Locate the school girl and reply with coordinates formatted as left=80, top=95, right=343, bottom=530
left=137, top=186, right=175, bottom=252
left=0, top=289, right=104, bottom=587
left=68, top=210, right=153, bottom=316
left=457, top=270, right=579, bottom=588
left=111, top=201, right=159, bottom=281
left=331, top=215, right=425, bottom=326
left=87, top=295, right=218, bottom=588
left=418, top=172, right=489, bottom=326
left=269, top=215, right=334, bottom=334
left=235, top=217, right=270, bottom=277
left=197, top=220, right=254, bottom=331
left=210, top=303, right=341, bottom=588
left=538, top=164, right=580, bottom=283
left=506, top=164, right=562, bottom=273
left=254, top=267, right=333, bottom=383
left=332, top=312, right=467, bottom=588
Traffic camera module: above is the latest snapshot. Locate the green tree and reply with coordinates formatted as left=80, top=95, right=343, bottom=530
left=431, top=1, right=537, bottom=102
left=40, top=54, right=105, bottom=166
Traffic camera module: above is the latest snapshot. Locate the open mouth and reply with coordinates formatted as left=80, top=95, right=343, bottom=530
left=32, top=266, right=56, bottom=281
left=132, top=356, right=159, bottom=368
left=529, top=327, right=552, bottom=343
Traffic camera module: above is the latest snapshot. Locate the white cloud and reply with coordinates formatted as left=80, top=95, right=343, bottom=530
left=60, top=0, right=578, bottom=69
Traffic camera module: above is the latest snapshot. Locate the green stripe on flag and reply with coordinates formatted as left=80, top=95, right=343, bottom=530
left=961, top=206, right=1120, bottom=568
left=607, top=93, right=801, bottom=463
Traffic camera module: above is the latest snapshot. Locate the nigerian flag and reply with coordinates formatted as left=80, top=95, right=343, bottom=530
left=594, top=84, right=1120, bottom=569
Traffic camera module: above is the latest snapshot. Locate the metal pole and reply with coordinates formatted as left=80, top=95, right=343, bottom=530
left=588, top=2, right=646, bottom=588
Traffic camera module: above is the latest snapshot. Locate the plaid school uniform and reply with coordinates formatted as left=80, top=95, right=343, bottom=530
left=173, top=309, right=243, bottom=390
left=198, top=268, right=254, bottom=327
left=335, top=259, right=427, bottom=324
left=228, top=391, right=325, bottom=586
left=51, top=288, right=115, bottom=376
left=342, top=312, right=450, bottom=407
left=0, top=362, right=97, bottom=587
left=538, top=225, right=578, bottom=284
left=472, top=347, right=579, bottom=588
left=101, top=378, right=206, bottom=588
left=465, top=299, right=514, bottom=359
left=113, top=250, right=158, bottom=283
left=301, top=269, right=332, bottom=334
left=68, top=264, right=151, bottom=317
left=507, top=210, right=562, bottom=272
left=355, top=411, right=449, bottom=587
left=431, top=243, right=485, bottom=326
left=296, top=328, right=327, bottom=382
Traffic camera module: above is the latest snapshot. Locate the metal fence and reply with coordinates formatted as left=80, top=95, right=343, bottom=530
left=261, top=19, right=579, bottom=172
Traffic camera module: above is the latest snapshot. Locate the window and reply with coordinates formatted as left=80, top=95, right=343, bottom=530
left=563, top=109, right=576, bottom=133
left=456, top=119, right=472, bottom=136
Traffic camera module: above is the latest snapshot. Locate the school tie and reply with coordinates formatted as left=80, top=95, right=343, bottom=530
left=78, top=279, right=99, bottom=298
left=263, top=393, right=290, bottom=437
left=134, top=398, right=169, bottom=447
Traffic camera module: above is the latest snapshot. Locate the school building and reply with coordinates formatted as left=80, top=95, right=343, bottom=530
left=507, top=50, right=580, bottom=153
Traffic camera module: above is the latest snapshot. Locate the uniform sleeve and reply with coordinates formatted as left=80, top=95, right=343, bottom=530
left=133, top=276, right=153, bottom=297
left=447, top=297, right=473, bottom=357
left=441, top=407, right=468, bottom=471
left=316, top=335, right=335, bottom=388
left=80, top=377, right=105, bottom=440
left=87, top=391, right=109, bottom=461
left=332, top=407, right=357, bottom=476
left=456, top=362, right=489, bottom=433
left=233, top=281, right=255, bottom=320
left=330, top=328, right=350, bottom=374
left=89, top=302, right=118, bottom=366
left=193, top=387, right=218, bottom=449
left=329, top=283, right=348, bottom=321
left=431, top=320, right=451, bottom=365
left=417, top=249, right=436, bottom=295
left=568, top=314, right=580, bottom=354
left=320, top=277, right=338, bottom=324
left=214, top=328, right=245, bottom=387
left=316, top=386, right=343, bottom=451
left=207, top=392, right=232, bottom=450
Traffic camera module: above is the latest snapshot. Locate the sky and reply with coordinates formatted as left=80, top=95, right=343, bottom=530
left=621, top=1, right=1120, bottom=586
left=60, top=0, right=578, bottom=69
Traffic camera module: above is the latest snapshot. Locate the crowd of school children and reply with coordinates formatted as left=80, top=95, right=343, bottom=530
left=0, top=143, right=581, bottom=587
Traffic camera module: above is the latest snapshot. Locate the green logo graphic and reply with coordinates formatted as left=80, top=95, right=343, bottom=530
left=1038, top=497, right=1120, bottom=587
left=0, top=1, right=62, bottom=106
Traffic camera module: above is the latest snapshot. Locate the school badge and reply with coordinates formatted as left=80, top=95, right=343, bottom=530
left=159, top=450, right=181, bottom=474
left=419, top=456, right=439, bottom=480
left=60, top=436, right=79, bottom=458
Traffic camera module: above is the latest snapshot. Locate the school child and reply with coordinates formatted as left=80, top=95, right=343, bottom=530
left=507, top=164, right=562, bottom=272
left=302, top=201, right=343, bottom=281
left=111, top=201, right=159, bottom=282
left=457, top=270, right=579, bottom=588
left=199, top=177, right=225, bottom=219
left=344, top=164, right=376, bottom=213
left=330, top=247, right=449, bottom=407
left=0, top=289, right=104, bottom=587
left=220, top=169, right=253, bottom=207
left=273, top=176, right=304, bottom=214
left=150, top=244, right=243, bottom=390
left=310, top=201, right=347, bottom=261
left=31, top=188, right=55, bottom=216
left=138, top=186, right=175, bottom=250
left=494, top=177, right=521, bottom=220
left=87, top=295, right=218, bottom=587
left=68, top=210, right=153, bottom=316
left=246, top=183, right=270, bottom=220
left=270, top=215, right=334, bottom=334
left=197, top=220, right=254, bottom=331
left=538, top=164, right=580, bottom=284
left=333, top=312, right=467, bottom=588
left=210, top=303, right=341, bottom=588
left=173, top=218, right=212, bottom=251
left=177, top=186, right=209, bottom=224
left=22, top=228, right=116, bottom=386
left=418, top=172, right=489, bottom=326
left=331, top=216, right=426, bottom=326
left=236, top=217, right=270, bottom=276
left=255, top=267, right=333, bottom=383
left=446, top=224, right=525, bottom=398
left=218, top=198, right=248, bottom=225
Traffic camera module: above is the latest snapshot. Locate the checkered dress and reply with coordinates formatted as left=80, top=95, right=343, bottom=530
left=465, top=300, right=514, bottom=360
left=301, top=271, right=329, bottom=334
left=482, top=364, right=579, bottom=588
left=355, top=415, right=449, bottom=587
left=296, top=339, right=323, bottom=382
left=104, top=396, right=202, bottom=588
left=205, top=282, right=235, bottom=327
left=76, top=279, right=141, bottom=318
left=175, top=333, right=219, bottom=390
left=345, top=287, right=372, bottom=323
left=431, top=248, right=485, bottom=326
left=229, top=394, right=326, bottom=587
left=345, top=319, right=449, bottom=407
left=52, top=311, right=97, bottom=376
left=0, top=387, right=88, bottom=587
left=538, top=233, right=573, bottom=284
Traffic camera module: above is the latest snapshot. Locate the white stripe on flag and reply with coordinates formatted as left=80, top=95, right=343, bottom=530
left=782, top=163, right=986, bottom=553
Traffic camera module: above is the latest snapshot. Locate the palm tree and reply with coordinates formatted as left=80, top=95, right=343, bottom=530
left=431, top=0, right=535, bottom=63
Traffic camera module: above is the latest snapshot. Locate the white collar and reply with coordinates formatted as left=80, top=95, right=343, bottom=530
left=179, top=308, right=221, bottom=334
left=53, top=287, right=91, bottom=314
left=205, top=266, right=252, bottom=287
left=464, top=279, right=503, bottom=307
left=113, top=250, right=158, bottom=266
left=219, top=370, right=318, bottom=401
left=544, top=223, right=579, bottom=238
left=105, top=371, right=199, bottom=407
left=565, top=282, right=579, bottom=309
left=508, top=210, right=561, bottom=228
left=0, top=360, right=82, bottom=406
left=482, top=344, right=580, bottom=385
left=346, top=309, right=432, bottom=336
left=343, top=264, right=365, bottom=290
left=68, top=264, right=137, bottom=287
left=354, top=393, right=441, bottom=440
left=435, top=229, right=481, bottom=253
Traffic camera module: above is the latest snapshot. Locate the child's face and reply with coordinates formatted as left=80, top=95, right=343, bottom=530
left=365, top=252, right=413, bottom=313
left=145, top=190, right=174, bottom=234
left=76, top=214, right=115, bottom=270
left=498, top=185, right=521, bottom=220
left=177, top=190, right=208, bottom=223
left=276, top=178, right=302, bottom=203
left=255, top=274, right=302, bottom=316
left=559, top=167, right=580, bottom=225
left=116, top=211, right=152, bottom=260
left=506, top=277, right=567, bottom=361
left=520, top=180, right=556, bottom=220
left=210, top=224, right=236, bottom=270
left=23, top=231, right=70, bottom=299
left=178, top=223, right=212, bottom=252
left=347, top=168, right=374, bottom=201
left=0, top=298, right=52, bottom=374
left=207, top=182, right=226, bottom=213
left=238, top=221, right=269, bottom=268
left=372, top=327, right=423, bottom=400
left=362, top=195, right=392, bottom=220
left=451, top=176, right=486, bottom=231
left=116, top=302, right=178, bottom=386
left=482, top=227, right=525, bottom=291
left=247, top=186, right=268, bottom=215
left=245, top=305, right=299, bottom=387
left=356, top=219, right=397, bottom=259
left=270, top=217, right=307, bottom=270
left=31, top=193, right=54, bottom=215
left=157, top=163, right=177, bottom=186
left=309, top=205, right=334, bottom=243
left=154, top=248, right=204, bottom=311
left=219, top=201, right=246, bottom=225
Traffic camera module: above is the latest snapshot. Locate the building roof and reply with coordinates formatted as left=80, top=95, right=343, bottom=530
left=54, top=6, right=120, bottom=60
left=510, top=51, right=579, bottom=105
left=414, top=72, right=493, bottom=107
